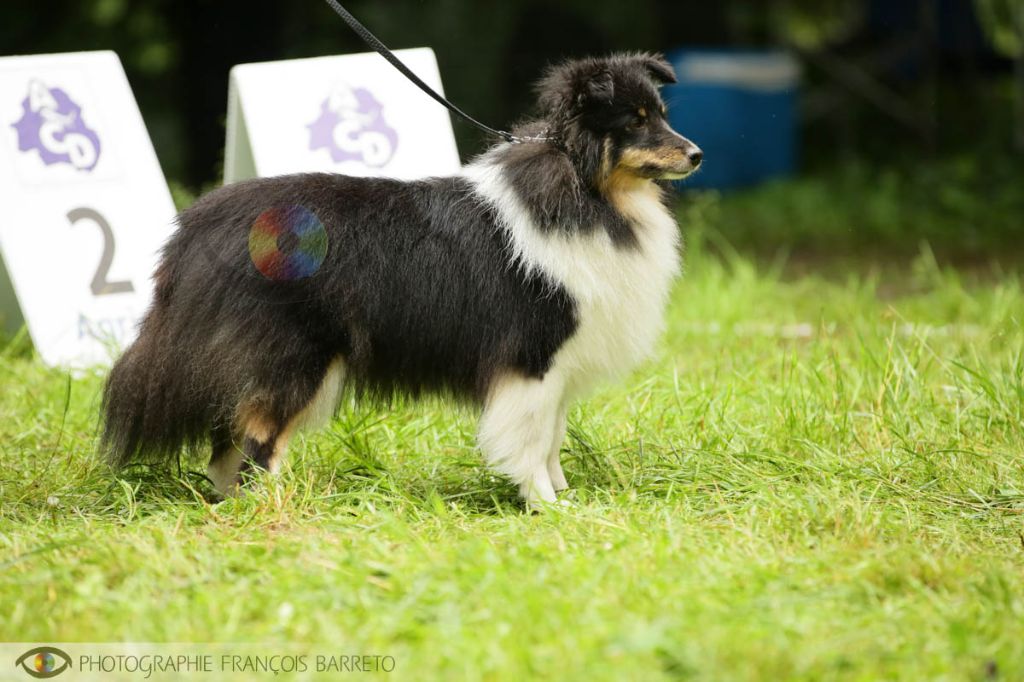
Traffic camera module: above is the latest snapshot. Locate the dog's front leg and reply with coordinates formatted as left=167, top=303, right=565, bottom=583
left=547, top=408, right=569, bottom=492
left=478, top=371, right=565, bottom=510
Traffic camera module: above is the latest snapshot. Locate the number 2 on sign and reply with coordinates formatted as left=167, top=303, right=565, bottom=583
left=66, top=207, right=134, bottom=296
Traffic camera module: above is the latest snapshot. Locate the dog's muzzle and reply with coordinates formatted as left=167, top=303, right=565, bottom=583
left=659, top=132, right=703, bottom=180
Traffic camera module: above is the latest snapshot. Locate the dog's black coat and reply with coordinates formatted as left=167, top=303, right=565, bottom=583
left=103, top=174, right=577, bottom=464
left=101, top=52, right=693, bottom=473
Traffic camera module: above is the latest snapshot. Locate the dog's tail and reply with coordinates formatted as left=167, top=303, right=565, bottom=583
left=100, top=235, right=215, bottom=469
left=100, top=319, right=204, bottom=468
left=101, top=336, right=150, bottom=467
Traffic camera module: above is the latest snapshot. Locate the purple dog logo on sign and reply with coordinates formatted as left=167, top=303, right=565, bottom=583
left=307, top=85, right=398, bottom=168
left=11, top=80, right=101, bottom=172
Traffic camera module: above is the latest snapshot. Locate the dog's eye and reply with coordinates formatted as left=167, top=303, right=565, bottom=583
left=629, top=113, right=646, bottom=129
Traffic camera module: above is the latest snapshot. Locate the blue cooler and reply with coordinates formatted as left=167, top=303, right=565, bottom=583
left=664, top=50, right=800, bottom=190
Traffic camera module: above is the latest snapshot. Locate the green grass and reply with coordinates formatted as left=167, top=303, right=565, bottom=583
left=1, top=222, right=1023, bottom=680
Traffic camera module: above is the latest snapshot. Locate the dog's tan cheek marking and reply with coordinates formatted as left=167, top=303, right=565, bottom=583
left=604, top=166, right=646, bottom=191
left=601, top=166, right=652, bottom=217
left=598, top=138, right=643, bottom=200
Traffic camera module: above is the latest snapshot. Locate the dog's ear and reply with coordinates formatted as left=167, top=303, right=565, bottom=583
left=578, top=68, right=615, bottom=108
left=638, top=54, right=677, bottom=85
left=536, top=59, right=617, bottom=120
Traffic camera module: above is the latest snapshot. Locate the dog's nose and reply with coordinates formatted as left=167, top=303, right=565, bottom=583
left=688, top=149, right=703, bottom=167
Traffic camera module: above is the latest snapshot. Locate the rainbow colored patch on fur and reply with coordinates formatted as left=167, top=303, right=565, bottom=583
left=248, top=205, right=328, bottom=281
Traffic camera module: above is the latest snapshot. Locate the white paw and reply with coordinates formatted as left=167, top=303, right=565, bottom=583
left=525, top=490, right=575, bottom=512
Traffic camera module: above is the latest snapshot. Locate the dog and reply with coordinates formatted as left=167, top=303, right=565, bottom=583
left=101, top=52, right=702, bottom=508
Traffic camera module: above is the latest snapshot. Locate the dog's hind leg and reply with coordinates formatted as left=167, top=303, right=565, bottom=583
left=479, top=371, right=566, bottom=510
left=207, top=424, right=246, bottom=496
left=233, top=404, right=282, bottom=486
left=238, top=358, right=347, bottom=485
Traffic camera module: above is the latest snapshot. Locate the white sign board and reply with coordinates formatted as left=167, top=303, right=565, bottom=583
left=0, top=51, right=177, bottom=368
left=225, top=48, right=461, bottom=183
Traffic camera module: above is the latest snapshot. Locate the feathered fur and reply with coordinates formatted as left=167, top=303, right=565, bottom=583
left=101, top=52, right=702, bottom=507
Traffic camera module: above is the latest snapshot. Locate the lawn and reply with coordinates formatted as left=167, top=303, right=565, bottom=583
left=1, top=191, right=1023, bottom=680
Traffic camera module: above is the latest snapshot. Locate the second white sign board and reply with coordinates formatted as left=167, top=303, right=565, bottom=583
left=225, top=48, right=462, bottom=183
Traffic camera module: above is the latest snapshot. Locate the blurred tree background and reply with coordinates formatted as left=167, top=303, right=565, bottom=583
left=3, top=0, right=1022, bottom=259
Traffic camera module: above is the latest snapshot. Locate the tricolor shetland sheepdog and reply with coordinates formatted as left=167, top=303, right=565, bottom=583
left=101, top=53, right=702, bottom=508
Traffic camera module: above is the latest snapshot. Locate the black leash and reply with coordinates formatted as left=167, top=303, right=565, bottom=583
left=324, top=0, right=551, bottom=144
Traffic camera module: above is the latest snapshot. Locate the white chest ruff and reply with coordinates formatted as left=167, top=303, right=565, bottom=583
left=466, top=162, right=681, bottom=398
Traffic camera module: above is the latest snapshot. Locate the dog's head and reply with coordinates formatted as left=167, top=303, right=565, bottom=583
left=535, top=53, right=702, bottom=185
